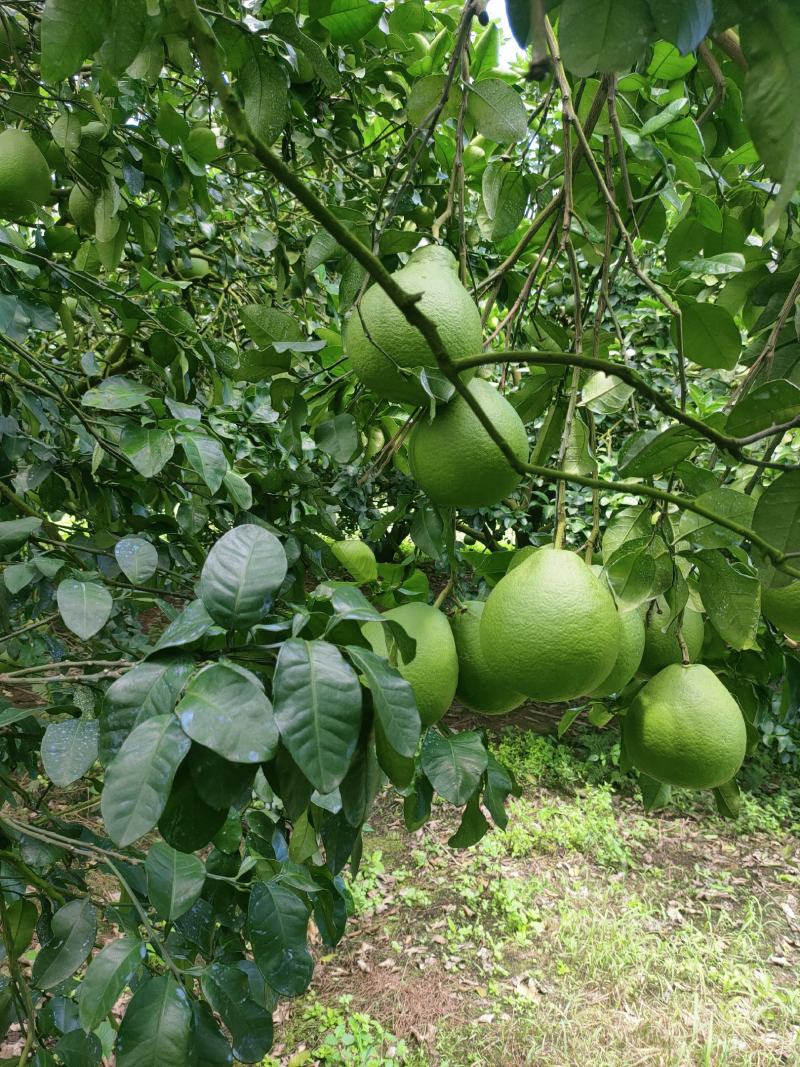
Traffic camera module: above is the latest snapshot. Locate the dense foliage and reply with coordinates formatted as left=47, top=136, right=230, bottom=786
left=0, top=0, right=799, bottom=1062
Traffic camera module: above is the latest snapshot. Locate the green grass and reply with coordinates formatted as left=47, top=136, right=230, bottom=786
left=269, top=725, right=800, bottom=1067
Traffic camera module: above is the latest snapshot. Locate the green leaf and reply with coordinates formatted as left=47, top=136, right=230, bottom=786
left=56, top=579, right=113, bottom=640
left=158, top=764, right=227, bottom=853
left=41, top=0, right=107, bottom=81
left=407, top=75, right=462, bottom=127
left=346, top=645, right=421, bottom=757
left=114, top=537, right=158, bottom=583
left=79, top=937, right=144, bottom=1032
left=560, top=0, right=655, bottom=76
left=273, top=639, right=363, bottom=794
left=713, top=779, right=741, bottom=819
left=316, top=0, right=385, bottom=44
left=676, top=298, right=741, bottom=370
left=420, top=730, right=488, bottom=806
left=145, top=842, right=206, bottom=921
left=752, top=470, right=800, bottom=587
left=676, top=487, right=755, bottom=550
left=200, top=963, right=274, bottom=1063
left=101, top=715, right=190, bottom=847
left=639, top=772, right=671, bottom=812
left=176, top=662, right=278, bottom=764
left=481, top=163, right=528, bottom=241
left=223, top=470, right=253, bottom=511
left=81, top=375, right=151, bottom=410
left=0, top=517, right=41, bottom=557
left=467, top=79, right=527, bottom=143
left=726, top=379, right=800, bottom=438
left=4, top=899, right=37, bottom=958
left=154, top=600, right=221, bottom=652
left=240, top=50, right=289, bottom=146
left=647, top=0, right=712, bottom=54
left=618, top=426, right=700, bottom=478
left=100, top=656, right=193, bottom=765
left=482, top=753, right=520, bottom=830
left=100, top=0, right=147, bottom=75
left=581, top=372, right=635, bottom=415
left=239, top=305, right=301, bottom=348
left=248, top=880, right=313, bottom=997
left=742, top=4, right=800, bottom=228
left=695, top=551, right=760, bottom=651
left=269, top=12, right=342, bottom=92
left=178, top=433, right=227, bottom=494
left=605, top=537, right=657, bottom=610
left=410, top=507, right=444, bottom=560
left=120, top=427, right=175, bottom=479
left=448, top=791, right=489, bottom=848
left=332, top=540, right=378, bottom=583
left=188, top=1000, right=234, bottom=1067
left=41, top=718, right=99, bottom=787
left=31, top=899, right=97, bottom=991
left=116, top=975, right=192, bottom=1067
left=315, top=414, right=358, bottom=463
left=199, top=525, right=287, bottom=629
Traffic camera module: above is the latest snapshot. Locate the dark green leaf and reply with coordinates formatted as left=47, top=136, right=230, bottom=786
left=639, top=772, right=672, bottom=812
left=41, top=0, right=107, bottom=81
left=273, top=639, right=362, bottom=794
left=713, top=779, right=741, bottom=819
left=178, top=433, right=227, bottom=494
left=560, top=0, right=655, bottom=76
left=81, top=376, right=151, bottom=411
left=647, top=0, right=713, bottom=54
left=116, top=975, right=192, bottom=1067
left=752, top=470, right=800, bottom=587
left=695, top=551, right=760, bottom=651
left=467, top=79, right=527, bottom=143
left=145, top=842, right=206, bottom=921
left=726, top=379, right=800, bottom=438
left=420, top=730, right=488, bottom=806
left=676, top=299, right=741, bottom=370
left=100, top=656, right=193, bottom=765
left=448, top=791, right=489, bottom=848
left=618, top=426, right=700, bottom=478
left=120, top=428, right=175, bottom=479
left=248, top=881, right=313, bottom=997
left=0, top=517, right=42, bottom=557
left=176, top=662, right=278, bottom=764
left=199, top=525, right=287, bottom=629
left=240, top=51, right=289, bottom=146
left=101, top=715, right=190, bottom=847
left=316, top=0, right=385, bottom=44
left=346, top=646, right=420, bottom=758
left=114, top=537, right=158, bottom=583
left=79, top=937, right=144, bottom=1032
left=31, top=900, right=96, bottom=991
left=200, top=963, right=273, bottom=1063
left=4, top=899, right=37, bottom=958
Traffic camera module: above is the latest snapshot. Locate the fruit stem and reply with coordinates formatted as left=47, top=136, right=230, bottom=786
left=677, top=623, right=691, bottom=666
left=433, top=577, right=454, bottom=611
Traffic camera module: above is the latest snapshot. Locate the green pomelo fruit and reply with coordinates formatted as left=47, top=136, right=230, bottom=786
left=589, top=608, right=646, bottom=697
left=451, top=601, right=525, bottom=715
left=344, top=245, right=481, bottom=405
left=0, top=128, right=52, bottom=220
left=68, top=183, right=96, bottom=233
left=177, top=252, right=211, bottom=279
left=363, top=602, right=458, bottom=726
left=364, top=426, right=385, bottom=459
left=290, top=53, right=315, bottom=84
left=0, top=18, right=25, bottom=59
left=480, top=548, right=620, bottom=702
left=186, top=126, right=219, bottom=163
left=408, top=379, right=528, bottom=507
left=761, top=580, right=800, bottom=641
left=623, top=663, right=746, bottom=789
left=639, top=607, right=704, bottom=675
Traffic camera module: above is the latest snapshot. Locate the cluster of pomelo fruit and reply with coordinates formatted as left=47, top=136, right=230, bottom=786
left=345, top=246, right=759, bottom=792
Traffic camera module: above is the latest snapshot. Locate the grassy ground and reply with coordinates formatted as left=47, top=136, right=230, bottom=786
left=264, top=724, right=800, bottom=1067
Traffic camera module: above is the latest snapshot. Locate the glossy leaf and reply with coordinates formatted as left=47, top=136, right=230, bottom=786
left=31, top=899, right=97, bottom=991
left=57, top=580, right=113, bottom=640
left=176, top=661, right=279, bottom=764
left=273, top=639, right=362, bottom=794
left=199, top=525, right=288, bottom=629
left=248, top=880, right=313, bottom=997
left=100, top=656, right=193, bottom=765
left=101, top=715, right=190, bottom=847
left=114, top=537, right=158, bottom=583
left=41, top=718, right=99, bottom=787
left=79, top=936, right=144, bottom=1032
left=145, top=842, right=206, bottom=921
left=116, top=975, right=192, bottom=1067
left=420, top=730, right=488, bottom=806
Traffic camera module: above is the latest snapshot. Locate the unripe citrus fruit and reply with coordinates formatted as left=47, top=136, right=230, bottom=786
left=463, top=143, right=485, bottom=172
left=290, top=53, right=315, bottom=84
left=623, top=663, right=746, bottom=789
left=364, top=426, right=385, bottom=459
left=177, top=251, right=211, bottom=279
left=408, top=379, right=528, bottom=507
left=480, top=548, right=620, bottom=702
left=451, top=601, right=525, bottom=714
left=761, top=580, right=800, bottom=641
left=186, top=126, right=219, bottom=163
left=68, top=183, right=96, bottom=233
left=0, top=129, right=51, bottom=219
left=589, top=608, right=646, bottom=697
left=344, top=245, right=481, bottom=405
left=639, top=607, right=704, bottom=675
left=363, top=602, right=458, bottom=726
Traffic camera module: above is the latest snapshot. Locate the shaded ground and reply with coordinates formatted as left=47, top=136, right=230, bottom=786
left=266, top=727, right=800, bottom=1067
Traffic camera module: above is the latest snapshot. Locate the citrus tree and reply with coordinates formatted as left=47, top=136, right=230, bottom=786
left=1, top=0, right=799, bottom=1061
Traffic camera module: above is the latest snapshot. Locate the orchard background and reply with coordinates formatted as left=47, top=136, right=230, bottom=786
left=0, top=0, right=799, bottom=1064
